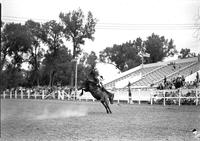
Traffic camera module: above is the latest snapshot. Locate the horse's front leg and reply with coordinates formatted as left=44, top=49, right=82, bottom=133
left=79, top=89, right=84, bottom=96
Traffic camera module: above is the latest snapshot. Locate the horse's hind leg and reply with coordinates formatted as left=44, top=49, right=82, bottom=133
left=105, top=101, right=112, bottom=114
left=101, top=101, right=109, bottom=114
left=107, top=105, right=112, bottom=114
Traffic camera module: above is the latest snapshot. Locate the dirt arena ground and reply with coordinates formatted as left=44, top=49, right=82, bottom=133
left=1, top=99, right=200, bottom=141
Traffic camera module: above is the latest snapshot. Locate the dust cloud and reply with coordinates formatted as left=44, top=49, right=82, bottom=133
left=36, top=105, right=88, bottom=120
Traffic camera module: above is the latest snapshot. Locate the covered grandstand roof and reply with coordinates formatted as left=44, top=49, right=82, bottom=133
left=104, top=57, right=200, bottom=89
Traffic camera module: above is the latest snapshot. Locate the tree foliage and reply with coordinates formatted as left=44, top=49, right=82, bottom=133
left=100, top=34, right=177, bottom=72
left=100, top=41, right=141, bottom=71
left=178, top=48, right=197, bottom=59
left=145, top=33, right=177, bottom=63
left=0, top=8, right=98, bottom=90
left=1, top=23, right=32, bottom=70
left=25, top=20, right=46, bottom=86
left=59, top=8, right=97, bottom=58
left=41, top=20, right=67, bottom=86
left=42, top=46, right=72, bottom=86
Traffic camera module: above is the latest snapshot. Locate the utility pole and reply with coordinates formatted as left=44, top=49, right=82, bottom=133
left=72, top=57, right=78, bottom=100
left=74, top=58, right=78, bottom=100
left=141, top=52, right=144, bottom=69
left=138, top=44, right=145, bottom=69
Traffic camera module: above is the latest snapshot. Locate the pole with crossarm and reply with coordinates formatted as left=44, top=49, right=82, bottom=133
left=138, top=43, right=150, bottom=69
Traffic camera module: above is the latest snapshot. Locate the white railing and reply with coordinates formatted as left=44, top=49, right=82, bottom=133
left=1, top=89, right=73, bottom=100
left=1, top=88, right=200, bottom=106
left=151, top=88, right=200, bottom=106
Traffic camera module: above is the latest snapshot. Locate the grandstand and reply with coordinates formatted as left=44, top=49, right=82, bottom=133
left=104, top=57, right=200, bottom=89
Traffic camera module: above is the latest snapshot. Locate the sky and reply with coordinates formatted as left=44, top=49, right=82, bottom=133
left=1, top=0, right=200, bottom=81
left=2, top=0, right=200, bottom=55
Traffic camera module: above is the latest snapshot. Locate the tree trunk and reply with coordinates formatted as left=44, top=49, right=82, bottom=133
left=70, top=40, right=76, bottom=88
left=49, top=71, right=52, bottom=87
left=49, top=70, right=56, bottom=87
left=36, top=72, right=40, bottom=86
left=70, top=70, right=74, bottom=87
left=52, top=71, right=55, bottom=86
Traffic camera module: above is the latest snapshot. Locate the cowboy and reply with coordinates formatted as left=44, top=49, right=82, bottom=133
left=88, top=67, right=99, bottom=84
left=97, top=75, right=112, bottom=95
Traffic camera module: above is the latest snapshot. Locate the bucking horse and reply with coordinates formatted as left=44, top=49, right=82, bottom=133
left=78, top=79, right=114, bottom=114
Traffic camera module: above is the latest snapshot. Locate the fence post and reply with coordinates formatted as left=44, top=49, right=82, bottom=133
left=52, top=91, right=55, bottom=99
left=21, top=89, right=23, bottom=99
left=15, top=90, right=17, bottom=99
left=28, top=90, right=30, bottom=99
left=10, top=90, right=12, bottom=99
left=163, top=90, right=166, bottom=106
left=42, top=90, right=45, bottom=100
left=139, top=89, right=141, bottom=104
left=58, top=90, right=64, bottom=100
left=57, top=90, right=60, bottom=100
left=196, top=89, right=198, bottom=106
left=178, top=89, right=181, bottom=106
left=34, top=91, right=37, bottom=99
left=150, top=90, right=153, bottom=105
left=3, top=91, right=6, bottom=99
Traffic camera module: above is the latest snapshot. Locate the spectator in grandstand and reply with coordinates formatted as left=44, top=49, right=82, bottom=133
left=181, top=75, right=185, bottom=86
left=196, top=72, right=199, bottom=83
left=173, top=63, right=176, bottom=70
left=164, top=76, right=167, bottom=85
left=157, top=83, right=164, bottom=90
left=164, top=81, right=173, bottom=89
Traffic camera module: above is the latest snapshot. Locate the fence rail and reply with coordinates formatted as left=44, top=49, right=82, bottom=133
left=151, top=88, right=200, bottom=106
left=1, top=88, right=200, bottom=106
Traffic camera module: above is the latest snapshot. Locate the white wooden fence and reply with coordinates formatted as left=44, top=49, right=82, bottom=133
left=151, top=88, right=200, bottom=106
left=1, top=88, right=200, bottom=106
left=1, top=89, right=73, bottom=100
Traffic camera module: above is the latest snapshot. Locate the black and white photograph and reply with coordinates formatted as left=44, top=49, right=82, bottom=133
left=1, top=0, right=200, bottom=140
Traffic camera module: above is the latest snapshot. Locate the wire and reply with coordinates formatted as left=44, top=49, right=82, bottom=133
left=2, top=16, right=199, bottom=30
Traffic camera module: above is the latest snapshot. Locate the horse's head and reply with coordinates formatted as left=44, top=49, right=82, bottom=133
left=78, top=79, right=96, bottom=92
left=109, top=93, right=114, bottom=104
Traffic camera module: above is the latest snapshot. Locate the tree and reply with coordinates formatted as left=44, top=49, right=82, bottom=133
left=145, top=33, right=177, bottom=63
left=59, top=8, right=97, bottom=86
left=83, top=51, right=98, bottom=68
left=1, top=64, right=26, bottom=89
left=178, top=48, right=196, bottom=59
left=1, top=22, right=32, bottom=90
left=41, top=46, right=72, bottom=86
left=100, top=34, right=177, bottom=72
left=76, top=51, right=98, bottom=85
left=41, top=20, right=67, bottom=86
left=100, top=40, right=141, bottom=72
left=25, top=20, right=46, bottom=86
left=1, top=23, right=32, bottom=70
